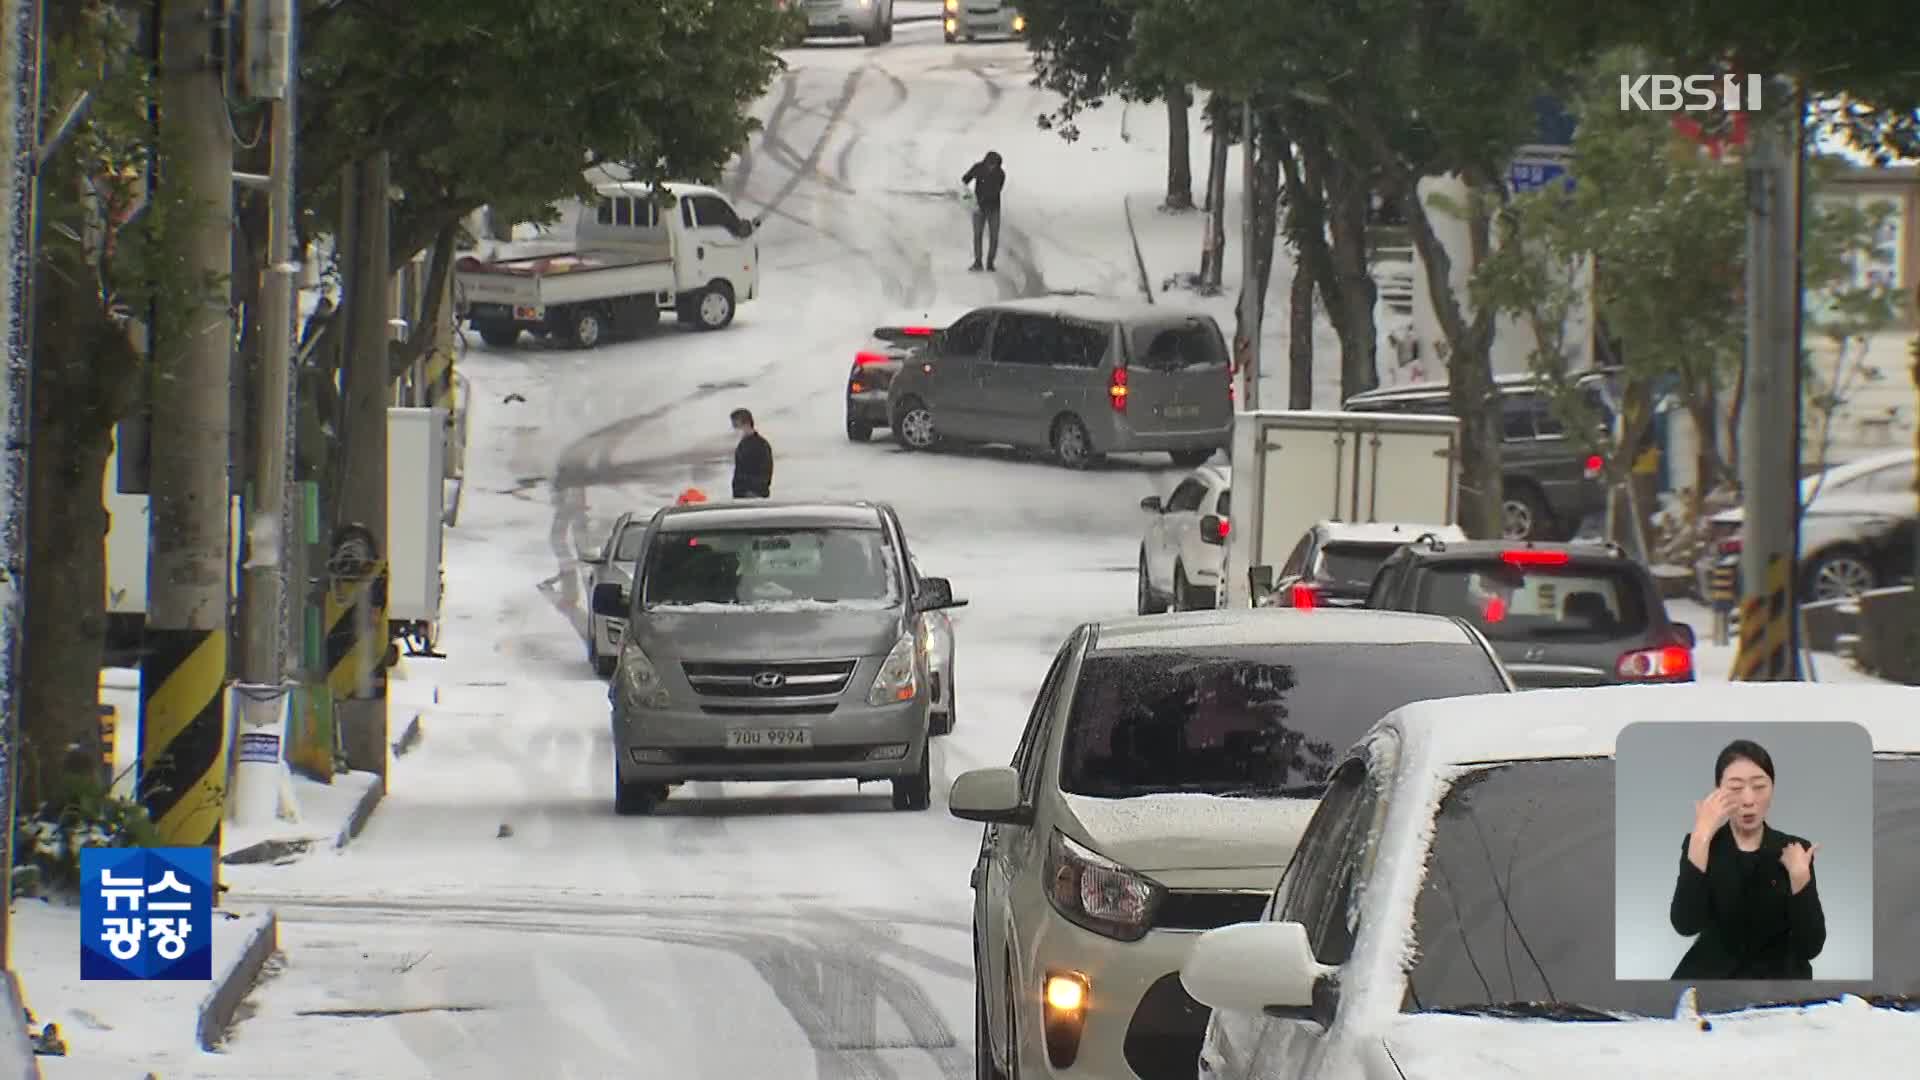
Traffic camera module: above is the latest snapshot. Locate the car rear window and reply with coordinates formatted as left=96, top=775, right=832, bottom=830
left=1130, top=321, right=1226, bottom=371
left=1057, top=644, right=1507, bottom=799
left=1412, top=559, right=1650, bottom=641
left=1317, top=542, right=1404, bottom=587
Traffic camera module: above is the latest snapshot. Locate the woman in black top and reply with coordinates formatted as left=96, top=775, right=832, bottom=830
left=1669, top=739, right=1826, bottom=979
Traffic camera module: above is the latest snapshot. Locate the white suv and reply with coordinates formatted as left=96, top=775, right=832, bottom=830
left=949, top=610, right=1512, bottom=1079
left=1136, top=465, right=1230, bottom=613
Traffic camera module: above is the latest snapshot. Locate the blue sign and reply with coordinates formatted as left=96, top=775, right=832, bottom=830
left=79, top=847, right=214, bottom=980
left=1508, top=154, right=1575, bottom=195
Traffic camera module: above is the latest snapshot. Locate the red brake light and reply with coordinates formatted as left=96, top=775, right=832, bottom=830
left=1583, top=454, right=1604, bottom=479
left=1500, top=549, right=1570, bottom=567
left=900, top=326, right=934, bottom=336
left=1217, top=518, right=1230, bottom=538
left=1109, top=367, right=1128, bottom=412
left=854, top=350, right=889, bottom=366
left=1290, top=583, right=1316, bottom=609
left=1483, top=595, right=1507, bottom=622
left=1617, top=645, right=1693, bottom=680
left=1719, top=537, right=1743, bottom=555
left=848, top=381, right=865, bottom=393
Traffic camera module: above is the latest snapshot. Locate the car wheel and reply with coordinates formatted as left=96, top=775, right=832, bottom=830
left=1172, top=562, right=1193, bottom=611
left=475, top=321, right=520, bottom=348
left=1501, top=485, right=1553, bottom=540
left=894, top=397, right=939, bottom=450
left=694, top=283, right=736, bottom=330
left=1051, top=414, right=1097, bottom=470
left=891, top=739, right=932, bottom=810
left=592, top=651, right=616, bottom=679
left=1169, top=448, right=1214, bottom=468
left=846, top=413, right=875, bottom=442
left=567, top=307, right=606, bottom=349
left=976, top=962, right=1010, bottom=1080
left=1136, top=549, right=1166, bottom=615
left=613, top=765, right=666, bottom=816
left=1804, top=547, right=1877, bottom=602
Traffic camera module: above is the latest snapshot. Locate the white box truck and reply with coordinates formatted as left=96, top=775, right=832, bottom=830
left=456, top=181, right=761, bottom=348
left=1222, top=410, right=1462, bottom=607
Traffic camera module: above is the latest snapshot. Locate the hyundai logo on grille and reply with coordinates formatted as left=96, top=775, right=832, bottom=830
left=751, top=671, right=787, bottom=689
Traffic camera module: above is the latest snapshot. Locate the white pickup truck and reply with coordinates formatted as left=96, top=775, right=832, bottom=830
left=455, top=181, right=761, bottom=349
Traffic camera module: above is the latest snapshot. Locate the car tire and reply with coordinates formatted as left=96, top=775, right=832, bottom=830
left=587, top=630, right=617, bottom=679
left=1173, top=562, right=1209, bottom=611
left=891, top=740, right=932, bottom=810
left=1169, top=448, right=1214, bottom=468
left=693, top=282, right=736, bottom=330
left=1136, top=549, right=1166, bottom=615
left=566, top=306, right=607, bottom=349
left=1803, top=546, right=1878, bottom=602
left=976, top=961, right=1010, bottom=1080
left=894, top=397, right=939, bottom=451
left=1501, top=484, right=1554, bottom=541
left=475, top=321, right=520, bottom=348
left=613, top=767, right=666, bottom=816
left=1051, top=414, right=1098, bottom=470
left=846, top=414, right=875, bottom=442
left=864, top=20, right=886, bottom=45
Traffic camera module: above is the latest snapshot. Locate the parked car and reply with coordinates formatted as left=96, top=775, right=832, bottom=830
left=844, top=310, right=964, bottom=443
left=591, top=500, right=966, bottom=814
left=944, top=0, right=1024, bottom=42
left=1182, top=681, right=1920, bottom=1080
left=788, top=0, right=894, bottom=45
left=1697, top=449, right=1917, bottom=602
left=1259, top=521, right=1467, bottom=609
left=886, top=297, right=1233, bottom=470
left=1366, top=538, right=1696, bottom=689
left=1342, top=370, right=1617, bottom=541
left=1136, top=464, right=1230, bottom=613
left=579, top=511, right=649, bottom=677
left=948, top=609, right=1513, bottom=1080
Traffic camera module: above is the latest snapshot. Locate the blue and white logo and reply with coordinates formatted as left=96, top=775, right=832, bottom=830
left=79, top=847, right=215, bottom=980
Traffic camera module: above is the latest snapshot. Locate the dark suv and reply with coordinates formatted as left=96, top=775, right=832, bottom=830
left=1343, top=371, right=1616, bottom=541
left=1364, top=538, right=1696, bottom=689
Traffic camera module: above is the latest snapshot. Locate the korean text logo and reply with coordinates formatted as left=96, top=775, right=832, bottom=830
left=79, top=847, right=215, bottom=980
left=1619, top=74, right=1763, bottom=113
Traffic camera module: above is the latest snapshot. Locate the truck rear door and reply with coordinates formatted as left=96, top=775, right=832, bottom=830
left=1353, top=421, right=1459, bottom=526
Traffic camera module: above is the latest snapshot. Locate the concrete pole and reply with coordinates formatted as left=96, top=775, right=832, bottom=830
left=336, top=152, right=390, bottom=777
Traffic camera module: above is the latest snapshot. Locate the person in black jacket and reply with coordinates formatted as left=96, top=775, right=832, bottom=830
left=961, top=151, right=1005, bottom=272
left=730, top=408, right=773, bottom=498
left=1668, top=738, right=1825, bottom=980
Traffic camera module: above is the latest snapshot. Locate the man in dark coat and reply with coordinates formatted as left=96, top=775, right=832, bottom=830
left=730, top=408, right=773, bottom=498
left=961, top=151, right=1005, bottom=272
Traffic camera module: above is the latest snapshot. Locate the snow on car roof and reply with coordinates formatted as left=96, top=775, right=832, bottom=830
left=658, top=501, right=884, bottom=531
left=1317, top=521, right=1465, bottom=544
left=1818, top=447, right=1916, bottom=485
left=1388, top=682, right=1920, bottom=769
left=1092, top=608, right=1474, bottom=651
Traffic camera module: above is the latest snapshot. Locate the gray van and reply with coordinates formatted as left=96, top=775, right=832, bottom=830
left=884, top=297, right=1233, bottom=469
left=590, top=500, right=967, bottom=815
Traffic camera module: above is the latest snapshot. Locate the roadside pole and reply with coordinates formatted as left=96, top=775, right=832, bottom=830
left=139, top=0, right=235, bottom=852
left=1731, top=87, right=1802, bottom=681
left=1235, top=99, right=1261, bottom=410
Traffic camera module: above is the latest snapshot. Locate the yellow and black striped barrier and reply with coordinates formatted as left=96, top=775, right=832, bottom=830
left=98, top=705, right=116, bottom=770
left=324, top=558, right=390, bottom=702
left=137, top=628, right=229, bottom=845
left=1731, top=553, right=1793, bottom=681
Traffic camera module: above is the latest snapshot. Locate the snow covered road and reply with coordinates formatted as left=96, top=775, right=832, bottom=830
left=212, top=24, right=1193, bottom=1078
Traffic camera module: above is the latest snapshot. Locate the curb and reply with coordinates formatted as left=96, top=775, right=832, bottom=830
left=2, top=971, right=40, bottom=1080
left=335, top=776, right=387, bottom=849
left=1121, top=194, right=1155, bottom=305
left=196, top=911, right=278, bottom=1051
left=391, top=712, right=424, bottom=758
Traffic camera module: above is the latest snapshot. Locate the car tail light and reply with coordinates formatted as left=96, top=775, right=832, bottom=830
left=1109, top=367, right=1128, bottom=412
left=1290, top=583, right=1317, bottom=609
left=1617, top=645, right=1693, bottom=680
left=854, top=350, right=888, bottom=366
left=848, top=380, right=865, bottom=393
left=1584, top=454, right=1604, bottom=480
left=901, top=326, right=934, bottom=337
left=1500, top=549, right=1570, bottom=567
left=1718, top=537, right=1743, bottom=556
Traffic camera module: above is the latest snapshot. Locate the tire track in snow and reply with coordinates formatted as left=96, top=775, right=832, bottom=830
left=757, top=66, right=866, bottom=220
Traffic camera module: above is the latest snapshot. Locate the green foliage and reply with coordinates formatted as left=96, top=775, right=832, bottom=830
left=296, top=0, right=792, bottom=261
left=1019, top=0, right=1140, bottom=139
left=12, top=770, right=161, bottom=895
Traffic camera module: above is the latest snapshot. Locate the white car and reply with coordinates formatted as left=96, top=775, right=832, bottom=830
left=579, top=511, right=649, bottom=677
left=1182, top=681, right=1920, bottom=1080
left=1136, top=463, right=1229, bottom=613
left=948, top=609, right=1513, bottom=1080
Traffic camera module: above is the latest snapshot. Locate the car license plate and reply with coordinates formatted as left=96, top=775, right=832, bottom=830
left=1164, top=404, right=1200, bottom=419
left=727, top=728, right=811, bottom=749
left=513, top=305, right=543, bottom=320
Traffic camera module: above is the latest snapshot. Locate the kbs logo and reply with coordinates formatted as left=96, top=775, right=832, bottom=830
left=1618, top=74, right=1763, bottom=112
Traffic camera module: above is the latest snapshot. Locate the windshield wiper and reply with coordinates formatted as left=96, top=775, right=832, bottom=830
left=1745, top=994, right=1919, bottom=1013
left=1425, top=1001, right=1621, bottom=1022
left=1209, top=783, right=1325, bottom=798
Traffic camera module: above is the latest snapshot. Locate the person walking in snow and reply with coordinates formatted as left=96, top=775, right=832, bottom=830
left=961, top=151, right=1006, bottom=272
left=730, top=408, right=773, bottom=499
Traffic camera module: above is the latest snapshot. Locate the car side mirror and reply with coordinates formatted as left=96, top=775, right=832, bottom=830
left=1200, top=514, right=1229, bottom=545
left=1674, top=622, right=1697, bottom=648
left=591, top=583, right=628, bottom=618
left=1181, top=921, right=1335, bottom=1016
left=1248, top=565, right=1275, bottom=596
left=1139, top=495, right=1163, bottom=513
left=948, top=767, right=1030, bottom=825
left=915, top=576, right=965, bottom=611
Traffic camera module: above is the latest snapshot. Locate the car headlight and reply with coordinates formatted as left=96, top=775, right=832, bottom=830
left=1046, top=830, right=1163, bottom=941
left=866, top=632, right=919, bottom=706
left=618, top=642, right=671, bottom=709
left=944, top=0, right=957, bottom=11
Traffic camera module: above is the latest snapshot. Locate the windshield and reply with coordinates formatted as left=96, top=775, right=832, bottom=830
left=1057, top=644, right=1508, bottom=798
left=1414, top=561, right=1650, bottom=642
left=1404, top=757, right=1920, bottom=1019
left=614, top=525, right=647, bottom=562
left=1318, top=543, right=1404, bottom=587
left=641, top=527, right=898, bottom=608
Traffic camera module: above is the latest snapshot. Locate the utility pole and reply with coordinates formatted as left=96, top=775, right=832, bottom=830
left=0, top=0, right=44, bottom=970
left=1731, top=85, right=1804, bottom=681
left=1236, top=99, right=1262, bottom=410
left=335, top=151, right=391, bottom=777
left=139, top=0, right=235, bottom=847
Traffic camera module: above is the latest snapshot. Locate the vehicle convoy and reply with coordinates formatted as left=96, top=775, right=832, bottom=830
left=1365, top=537, right=1697, bottom=689
left=1259, top=520, right=1467, bottom=609
left=944, top=0, right=1025, bottom=42
left=590, top=500, right=966, bottom=815
left=1697, top=448, right=1917, bottom=602
left=1136, top=464, right=1232, bottom=613
left=885, top=297, right=1233, bottom=470
left=456, top=181, right=760, bottom=348
left=1221, top=410, right=1461, bottom=609
left=1182, top=682, right=1920, bottom=1080
left=949, top=609, right=1513, bottom=1080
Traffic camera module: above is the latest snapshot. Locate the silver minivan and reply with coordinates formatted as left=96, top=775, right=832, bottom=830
left=884, top=297, right=1233, bottom=469
left=590, top=500, right=967, bottom=815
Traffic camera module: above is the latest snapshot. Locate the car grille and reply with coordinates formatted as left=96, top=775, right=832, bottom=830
left=681, top=659, right=859, bottom=700
left=660, top=746, right=879, bottom=766
left=1152, top=891, right=1270, bottom=931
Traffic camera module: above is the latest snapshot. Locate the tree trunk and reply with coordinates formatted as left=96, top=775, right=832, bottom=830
left=1230, top=110, right=1283, bottom=406
left=1288, top=269, right=1314, bottom=408
left=1325, top=162, right=1379, bottom=400
left=1164, top=86, right=1193, bottom=211
left=1199, top=95, right=1231, bottom=288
